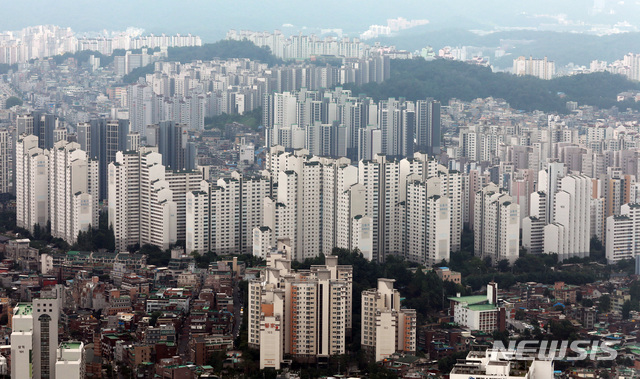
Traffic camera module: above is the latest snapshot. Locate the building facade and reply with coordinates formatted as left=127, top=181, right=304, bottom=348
left=361, top=279, right=416, bottom=362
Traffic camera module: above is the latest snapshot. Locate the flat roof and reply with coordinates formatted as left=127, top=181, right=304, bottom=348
left=449, top=295, right=488, bottom=305
left=60, top=342, right=82, bottom=350
left=16, top=303, right=32, bottom=316
left=467, top=304, right=497, bottom=311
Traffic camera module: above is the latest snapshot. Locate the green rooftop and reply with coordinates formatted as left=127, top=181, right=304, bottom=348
left=448, top=295, right=488, bottom=305
left=16, top=303, right=33, bottom=316
left=468, top=304, right=498, bottom=311
left=60, top=342, right=82, bottom=350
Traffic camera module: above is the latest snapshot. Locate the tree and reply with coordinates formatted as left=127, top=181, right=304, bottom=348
left=622, top=300, right=632, bottom=320
left=438, top=351, right=469, bottom=373
left=121, top=63, right=155, bottom=83
left=497, top=259, right=510, bottom=272
left=167, top=39, right=284, bottom=66
left=141, top=244, right=170, bottom=266
left=206, top=350, right=227, bottom=372
left=492, top=330, right=510, bottom=346
left=549, top=319, right=578, bottom=341
left=582, top=298, right=594, bottom=307
left=5, top=96, right=22, bottom=109
left=344, top=58, right=640, bottom=114
left=149, top=311, right=162, bottom=327
left=204, top=107, right=263, bottom=132
left=598, top=295, right=611, bottom=313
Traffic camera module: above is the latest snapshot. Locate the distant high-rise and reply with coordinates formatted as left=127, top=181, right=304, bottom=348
left=149, top=121, right=195, bottom=171
left=48, top=141, right=99, bottom=244
left=13, top=114, right=36, bottom=194
left=128, top=83, right=154, bottom=136
left=16, top=136, right=98, bottom=244
left=19, top=112, right=59, bottom=151
left=81, top=118, right=129, bottom=200
left=544, top=175, right=591, bottom=260
left=415, top=99, right=441, bottom=156
left=513, top=56, right=556, bottom=80
left=378, top=98, right=415, bottom=157
left=16, top=135, right=49, bottom=234
left=76, top=122, right=91, bottom=153
left=264, top=90, right=426, bottom=159
left=0, top=129, right=10, bottom=194
left=15, top=114, right=35, bottom=137
left=474, top=183, right=520, bottom=265
left=108, top=149, right=177, bottom=251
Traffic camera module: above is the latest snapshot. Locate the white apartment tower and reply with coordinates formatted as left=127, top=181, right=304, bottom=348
left=260, top=147, right=462, bottom=263
left=474, top=183, right=520, bottom=265
left=513, top=56, right=556, bottom=80
left=186, top=172, right=270, bottom=255
left=406, top=176, right=451, bottom=266
left=606, top=203, right=640, bottom=263
left=361, top=279, right=417, bottom=362
left=49, top=141, right=99, bottom=244
left=165, top=168, right=204, bottom=241
left=543, top=175, right=591, bottom=260
left=262, top=149, right=356, bottom=261
left=108, top=149, right=177, bottom=251
left=0, top=129, right=9, bottom=193
left=16, top=135, right=49, bottom=234
left=522, top=191, right=547, bottom=255
left=33, top=294, right=61, bottom=379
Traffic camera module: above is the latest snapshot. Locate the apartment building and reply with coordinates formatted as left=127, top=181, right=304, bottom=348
left=248, top=247, right=352, bottom=369
left=108, top=148, right=177, bottom=251
left=474, top=184, right=520, bottom=265
left=361, top=278, right=416, bottom=362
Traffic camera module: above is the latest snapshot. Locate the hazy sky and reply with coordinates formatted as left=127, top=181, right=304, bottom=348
left=3, top=0, right=640, bottom=40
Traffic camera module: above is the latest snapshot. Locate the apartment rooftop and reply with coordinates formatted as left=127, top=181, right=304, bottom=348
left=448, top=295, right=488, bottom=305
left=15, top=303, right=33, bottom=316
left=60, top=342, right=82, bottom=350
left=467, top=303, right=497, bottom=311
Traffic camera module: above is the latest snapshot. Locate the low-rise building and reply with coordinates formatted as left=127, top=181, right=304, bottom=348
left=449, top=347, right=553, bottom=379
left=435, top=267, right=461, bottom=284
left=449, top=282, right=506, bottom=333
left=55, top=341, right=85, bottom=379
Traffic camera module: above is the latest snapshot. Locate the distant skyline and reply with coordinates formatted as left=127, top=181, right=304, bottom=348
left=4, top=0, right=640, bottom=41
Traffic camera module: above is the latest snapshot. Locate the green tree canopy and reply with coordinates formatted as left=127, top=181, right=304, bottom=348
left=5, top=96, right=22, bottom=109
left=167, top=39, right=283, bottom=66
left=344, top=58, right=640, bottom=113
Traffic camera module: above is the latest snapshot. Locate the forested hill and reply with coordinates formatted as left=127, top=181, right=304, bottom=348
left=343, top=58, right=640, bottom=113
left=166, top=39, right=283, bottom=66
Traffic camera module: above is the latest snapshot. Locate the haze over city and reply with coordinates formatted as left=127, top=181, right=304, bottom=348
left=4, top=0, right=640, bottom=40
left=2, top=1, right=640, bottom=378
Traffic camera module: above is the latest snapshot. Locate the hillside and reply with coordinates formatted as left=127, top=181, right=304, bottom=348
left=166, top=39, right=283, bottom=66
left=374, top=29, right=640, bottom=68
left=342, top=58, right=640, bottom=113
